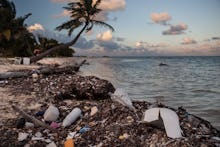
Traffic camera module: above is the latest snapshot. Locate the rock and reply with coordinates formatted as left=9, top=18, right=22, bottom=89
left=18, top=132, right=29, bottom=141
left=16, top=118, right=26, bottom=129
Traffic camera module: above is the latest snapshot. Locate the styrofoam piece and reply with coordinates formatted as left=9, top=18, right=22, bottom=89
left=143, top=107, right=182, bottom=139
left=62, top=107, right=81, bottom=127
left=44, top=105, right=59, bottom=122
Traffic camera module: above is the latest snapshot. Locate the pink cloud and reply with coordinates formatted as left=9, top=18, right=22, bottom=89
left=151, top=12, right=171, bottom=25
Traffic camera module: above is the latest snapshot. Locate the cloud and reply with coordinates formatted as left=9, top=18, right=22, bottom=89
left=93, top=11, right=109, bottom=21
left=135, top=41, right=167, bottom=49
left=53, top=10, right=70, bottom=18
left=27, top=23, right=45, bottom=32
left=150, top=12, right=171, bottom=25
left=53, top=0, right=125, bottom=20
left=51, top=0, right=126, bottom=11
left=97, top=30, right=113, bottom=41
left=162, top=23, right=188, bottom=35
left=116, top=37, right=125, bottom=42
left=94, top=0, right=125, bottom=11
left=181, top=37, right=197, bottom=45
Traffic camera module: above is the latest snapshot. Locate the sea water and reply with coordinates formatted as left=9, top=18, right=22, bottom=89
left=81, top=56, right=220, bottom=129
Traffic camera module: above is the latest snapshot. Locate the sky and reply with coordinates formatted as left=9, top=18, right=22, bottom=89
left=12, top=0, right=220, bottom=56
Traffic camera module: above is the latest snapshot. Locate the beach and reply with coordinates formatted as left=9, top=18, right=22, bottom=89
left=0, top=57, right=219, bottom=146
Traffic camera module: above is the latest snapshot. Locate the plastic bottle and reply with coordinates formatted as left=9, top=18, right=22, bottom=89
left=62, top=108, right=81, bottom=127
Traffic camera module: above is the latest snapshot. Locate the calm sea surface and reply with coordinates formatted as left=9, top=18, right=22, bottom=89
left=81, top=56, right=220, bottom=129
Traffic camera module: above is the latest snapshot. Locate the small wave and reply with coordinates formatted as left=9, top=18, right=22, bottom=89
left=192, top=89, right=220, bottom=94
left=121, top=59, right=142, bottom=63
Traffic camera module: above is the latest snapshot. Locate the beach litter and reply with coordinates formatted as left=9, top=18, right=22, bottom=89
left=144, top=107, right=182, bottom=138
left=44, top=105, right=59, bottom=122
left=111, top=88, right=135, bottom=110
left=0, top=65, right=219, bottom=146
left=62, top=107, right=82, bottom=128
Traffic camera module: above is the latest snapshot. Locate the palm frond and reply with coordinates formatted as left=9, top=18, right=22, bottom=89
left=93, top=0, right=102, bottom=8
left=92, top=20, right=115, bottom=32
left=56, top=19, right=82, bottom=31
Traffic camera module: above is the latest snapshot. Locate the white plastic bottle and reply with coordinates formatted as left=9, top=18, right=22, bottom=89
left=62, top=107, right=82, bottom=127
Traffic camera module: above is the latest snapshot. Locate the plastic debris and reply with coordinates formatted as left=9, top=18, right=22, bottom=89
left=50, top=122, right=60, bottom=129
left=18, top=132, right=29, bottom=141
left=144, top=108, right=182, bottom=138
left=62, top=107, right=81, bottom=128
left=16, top=118, right=26, bottom=129
left=79, top=126, right=90, bottom=134
left=90, top=106, right=98, bottom=116
left=46, top=142, right=57, bottom=147
left=111, top=88, right=135, bottom=110
left=25, top=122, right=34, bottom=128
left=35, top=132, right=42, bottom=138
left=44, top=105, right=59, bottom=122
left=35, top=110, right=45, bottom=117
left=23, top=57, right=30, bottom=65
left=64, top=138, right=74, bottom=147
left=67, top=132, right=77, bottom=139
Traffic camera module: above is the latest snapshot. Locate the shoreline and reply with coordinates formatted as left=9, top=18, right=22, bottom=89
left=0, top=57, right=219, bottom=146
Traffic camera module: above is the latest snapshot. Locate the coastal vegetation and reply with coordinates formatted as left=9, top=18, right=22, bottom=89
left=30, top=0, right=114, bottom=63
left=0, top=0, right=74, bottom=58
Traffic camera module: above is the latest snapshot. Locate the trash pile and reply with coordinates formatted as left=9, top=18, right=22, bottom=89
left=0, top=71, right=220, bottom=146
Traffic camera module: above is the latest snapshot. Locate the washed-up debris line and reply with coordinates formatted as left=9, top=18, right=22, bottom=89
left=0, top=71, right=220, bottom=146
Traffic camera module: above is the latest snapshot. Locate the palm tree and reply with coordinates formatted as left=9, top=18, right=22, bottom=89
left=30, top=0, right=114, bottom=63
left=0, top=0, right=34, bottom=57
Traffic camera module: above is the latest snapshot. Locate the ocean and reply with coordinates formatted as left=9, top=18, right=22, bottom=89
left=81, top=56, right=220, bottom=129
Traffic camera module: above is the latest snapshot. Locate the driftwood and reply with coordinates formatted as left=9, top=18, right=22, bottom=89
left=11, top=105, right=56, bottom=132
left=0, top=60, right=86, bottom=80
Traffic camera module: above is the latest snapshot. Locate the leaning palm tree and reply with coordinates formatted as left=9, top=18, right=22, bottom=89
left=30, top=0, right=114, bottom=63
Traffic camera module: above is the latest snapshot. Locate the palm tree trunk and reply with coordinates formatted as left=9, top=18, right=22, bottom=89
left=30, top=24, right=87, bottom=63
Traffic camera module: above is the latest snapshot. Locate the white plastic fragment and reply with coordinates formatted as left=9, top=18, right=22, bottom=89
left=111, top=88, right=135, bottom=110
left=44, top=105, right=59, bottom=122
left=160, top=108, right=182, bottom=138
left=35, top=132, right=42, bottom=138
left=23, top=57, right=30, bottom=65
left=31, top=136, right=45, bottom=141
left=46, top=142, right=57, bottom=147
left=90, top=106, right=98, bottom=116
left=44, top=139, right=52, bottom=143
left=143, top=108, right=160, bottom=122
left=66, top=131, right=77, bottom=139
left=25, top=122, right=34, bottom=128
left=62, top=107, right=82, bottom=127
left=18, top=132, right=29, bottom=141
left=143, top=107, right=182, bottom=139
